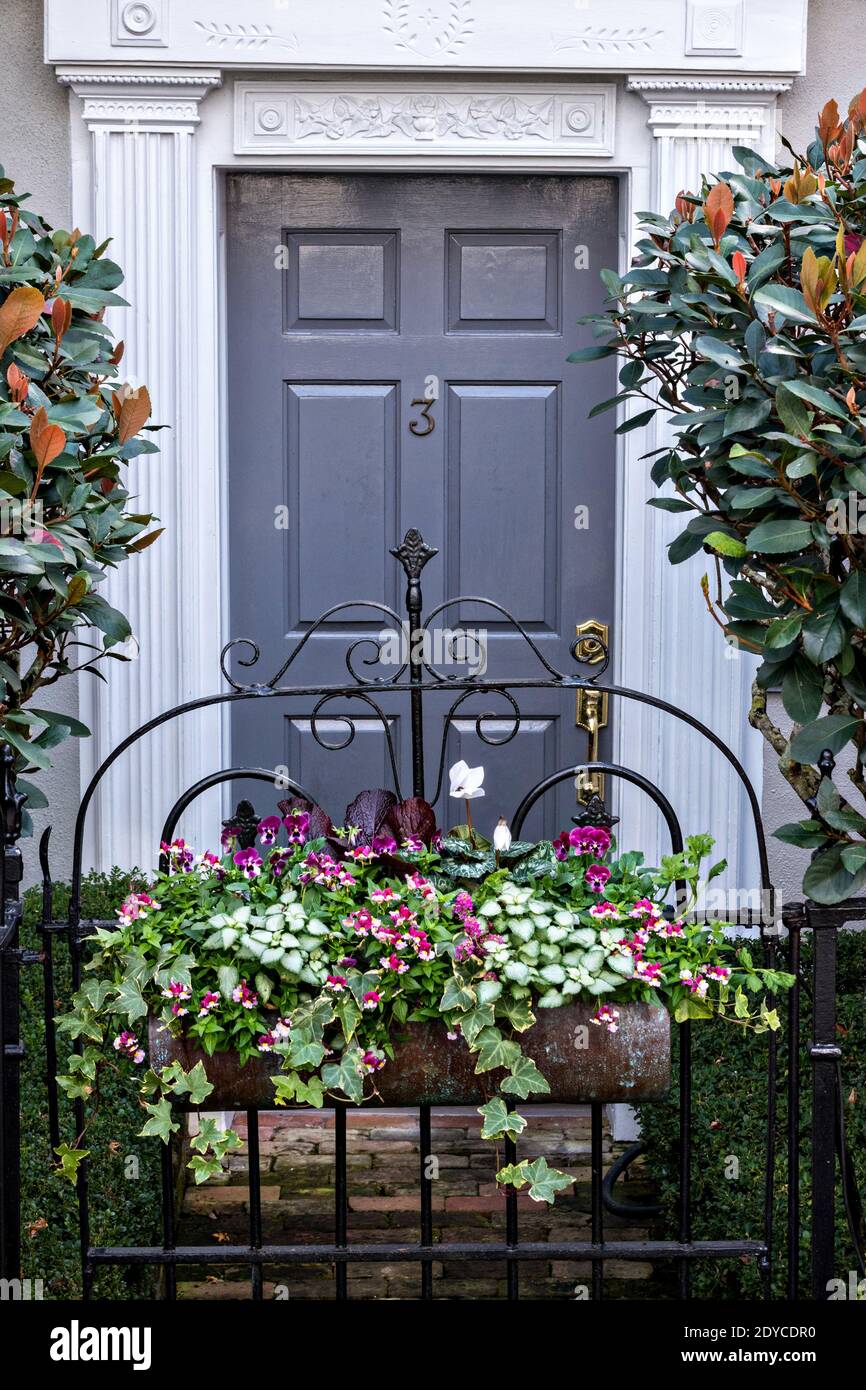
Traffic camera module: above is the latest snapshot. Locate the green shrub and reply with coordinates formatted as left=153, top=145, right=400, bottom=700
left=19, top=869, right=161, bottom=1299
left=637, top=930, right=866, bottom=1298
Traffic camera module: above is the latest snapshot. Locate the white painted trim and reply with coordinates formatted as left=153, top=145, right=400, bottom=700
left=44, top=0, right=808, bottom=880
left=233, top=81, right=616, bottom=159
left=45, top=0, right=809, bottom=76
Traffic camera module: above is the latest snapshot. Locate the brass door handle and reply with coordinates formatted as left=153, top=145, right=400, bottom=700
left=575, top=620, right=609, bottom=804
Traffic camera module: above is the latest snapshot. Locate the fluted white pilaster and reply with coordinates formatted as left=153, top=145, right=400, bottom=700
left=58, top=67, right=223, bottom=873
left=616, top=78, right=788, bottom=893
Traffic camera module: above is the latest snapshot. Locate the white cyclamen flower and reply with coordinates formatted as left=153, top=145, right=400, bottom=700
left=493, top=818, right=512, bottom=853
left=449, top=760, right=485, bottom=799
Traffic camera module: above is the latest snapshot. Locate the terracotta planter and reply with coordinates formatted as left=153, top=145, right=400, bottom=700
left=149, top=1003, right=669, bottom=1109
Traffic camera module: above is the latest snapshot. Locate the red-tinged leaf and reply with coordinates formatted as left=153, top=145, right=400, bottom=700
left=28, top=406, right=67, bottom=471
left=51, top=296, right=72, bottom=340
left=114, top=385, right=152, bottom=444
left=127, top=527, right=164, bottom=554
left=704, top=181, right=734, bottom=247
left=819, top=97, right=842, bottom=148
left=732, top=250, right=747, bottom=283
left=0, top=285, right=45, bottom=356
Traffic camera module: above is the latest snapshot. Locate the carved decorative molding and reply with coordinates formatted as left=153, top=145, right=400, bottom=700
left=627, top=76, right=792, bottom=93
left=235, top=83, right=616, bottom=158
left=57, top=66, right=222, bottom=125
left=45, top=0, right=809, bottom=76
left=193, top=19, right=299, bottom=51
left=685, top=0, right=743, bottom=57
left=382, top=0, right=475, bottom=60
left=111, top=0, right=168, bottom=48
left=551, top=25, right=664, bottom=55
left=628, top=74, right=783, bottom=147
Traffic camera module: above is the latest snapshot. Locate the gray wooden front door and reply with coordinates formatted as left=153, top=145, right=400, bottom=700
left=227, top=173, right=618, bottom=838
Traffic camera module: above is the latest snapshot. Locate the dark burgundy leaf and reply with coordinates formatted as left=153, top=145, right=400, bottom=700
left=386, top=796, right=437, bottom=847
left=343, top=788, right=398, bottom=842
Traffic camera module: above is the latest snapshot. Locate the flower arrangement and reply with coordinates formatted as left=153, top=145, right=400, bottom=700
left=55, top=772, right=793, bottom=1200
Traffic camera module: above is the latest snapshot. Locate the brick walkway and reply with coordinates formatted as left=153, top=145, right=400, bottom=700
left=176, top=1105, right=672, bottom=1300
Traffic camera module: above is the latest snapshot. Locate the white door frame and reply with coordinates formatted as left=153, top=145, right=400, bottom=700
left=44, top=1, right=807, bottom=882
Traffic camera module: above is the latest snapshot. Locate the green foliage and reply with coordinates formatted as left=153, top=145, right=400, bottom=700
left=637, top=930, right=866, bottom=1299
left=576, top=92, right=866, bottom=903
left=20, top=869, right=160, bottom=1299
left=0, top=169, right=161, bottom=815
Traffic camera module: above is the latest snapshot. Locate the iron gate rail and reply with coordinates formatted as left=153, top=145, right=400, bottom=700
left=0, top=528, right=859, bottom=1300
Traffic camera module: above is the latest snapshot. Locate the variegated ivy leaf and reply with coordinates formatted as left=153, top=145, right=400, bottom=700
left=479, top=1098, right=527, bottom=1142
left=472, top=1027, right=521, bottom=1074
left=138, top=1098, right=180, bottom=1144
left=497, top=1156, right=574, bottom=1203
left=501, top=1054, right=550, bottom=1100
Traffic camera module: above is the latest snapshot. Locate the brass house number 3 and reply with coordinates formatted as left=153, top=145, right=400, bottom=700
left=409, top=376, right=439, bottom=436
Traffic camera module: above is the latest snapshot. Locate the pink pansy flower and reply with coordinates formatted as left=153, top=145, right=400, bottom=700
left=401, top=836, right=425, bottom=854
left=340, top=956, right=358, bottom=969
left=231, top=980, right=258, bottom=1009
left=372, top=834, right=398, bottom=854
left=379, top=952, right=409, bottom=974
left=660, top=919, right=685, bottom=938
left=406, top=872, right=435, bottom=899
left=629, top=899, right=656, bottom=919
left=113, top=1031, right=145, bottom=1063
left=326, top=974, right=348, bottom=992
left=117, top=891, right=161, bottom=926
left=358, top=1049, right=385, bottom=1074
left=160, top=838, right=195, bottom=873
left=273, top=1018, right=292, bottom=1040
left=589, top=900, right=621, bottom=920
left=371, top=886, right=400, bottom=904
left=257, top=816, right=282, bottom=846
left=635, top=960, right=663, bottom=987
left=234, top=847, right=263, bottom=880
left=349, top=844, right=378, bottom=862
left=196, top=850, right=225, bottom=881
left=270, top=849, right=292, bottom=877
left=591, top=1004, right=620, bottom=1034
left=703, top=964, right=731, bottom=983
left=221, top=826, right=237, bottom=852
left=257, top=1031, right=278, bottom=1052
left=162, top=979, right=191, bottom=1000
left=569, top=826, right=611, bottom=856
left=362, top=990, right=382, bottom=1010
left=284, top=810, right=311, bottom=845
left=585, top=863, right=611, bottom=892
left=198, top=991, right=220, bottom=1017
left=679, top=968, right=709, bottom=998
left=344, top=909, right=377, bottom=936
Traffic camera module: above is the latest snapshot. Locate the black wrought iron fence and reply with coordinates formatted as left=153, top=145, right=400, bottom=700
left=0, top=529, right=862, bottom=1300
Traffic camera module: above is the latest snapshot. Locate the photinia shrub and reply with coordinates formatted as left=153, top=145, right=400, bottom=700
left=0, top=168, right=161, bottom=824
left=573, top=89, right=866, bottom=905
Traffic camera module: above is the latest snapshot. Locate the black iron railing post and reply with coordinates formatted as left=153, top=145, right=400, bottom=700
left=808, top=902, right=840, bottom=1300
left=391, top=529, right=438, bottom=799
left=0, top=744, right=26, bottom=1280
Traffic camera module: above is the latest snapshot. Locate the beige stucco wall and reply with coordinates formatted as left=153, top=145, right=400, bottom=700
left=1, top=0, right=77, bottom=886
left=1, top=0, right=864, bottom=896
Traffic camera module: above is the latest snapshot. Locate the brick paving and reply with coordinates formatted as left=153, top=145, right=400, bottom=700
left=176, top=1105, right=672, bottom=1300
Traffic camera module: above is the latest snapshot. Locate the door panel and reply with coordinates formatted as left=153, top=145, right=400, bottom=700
left=227, top=173, right=618, bottom=835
